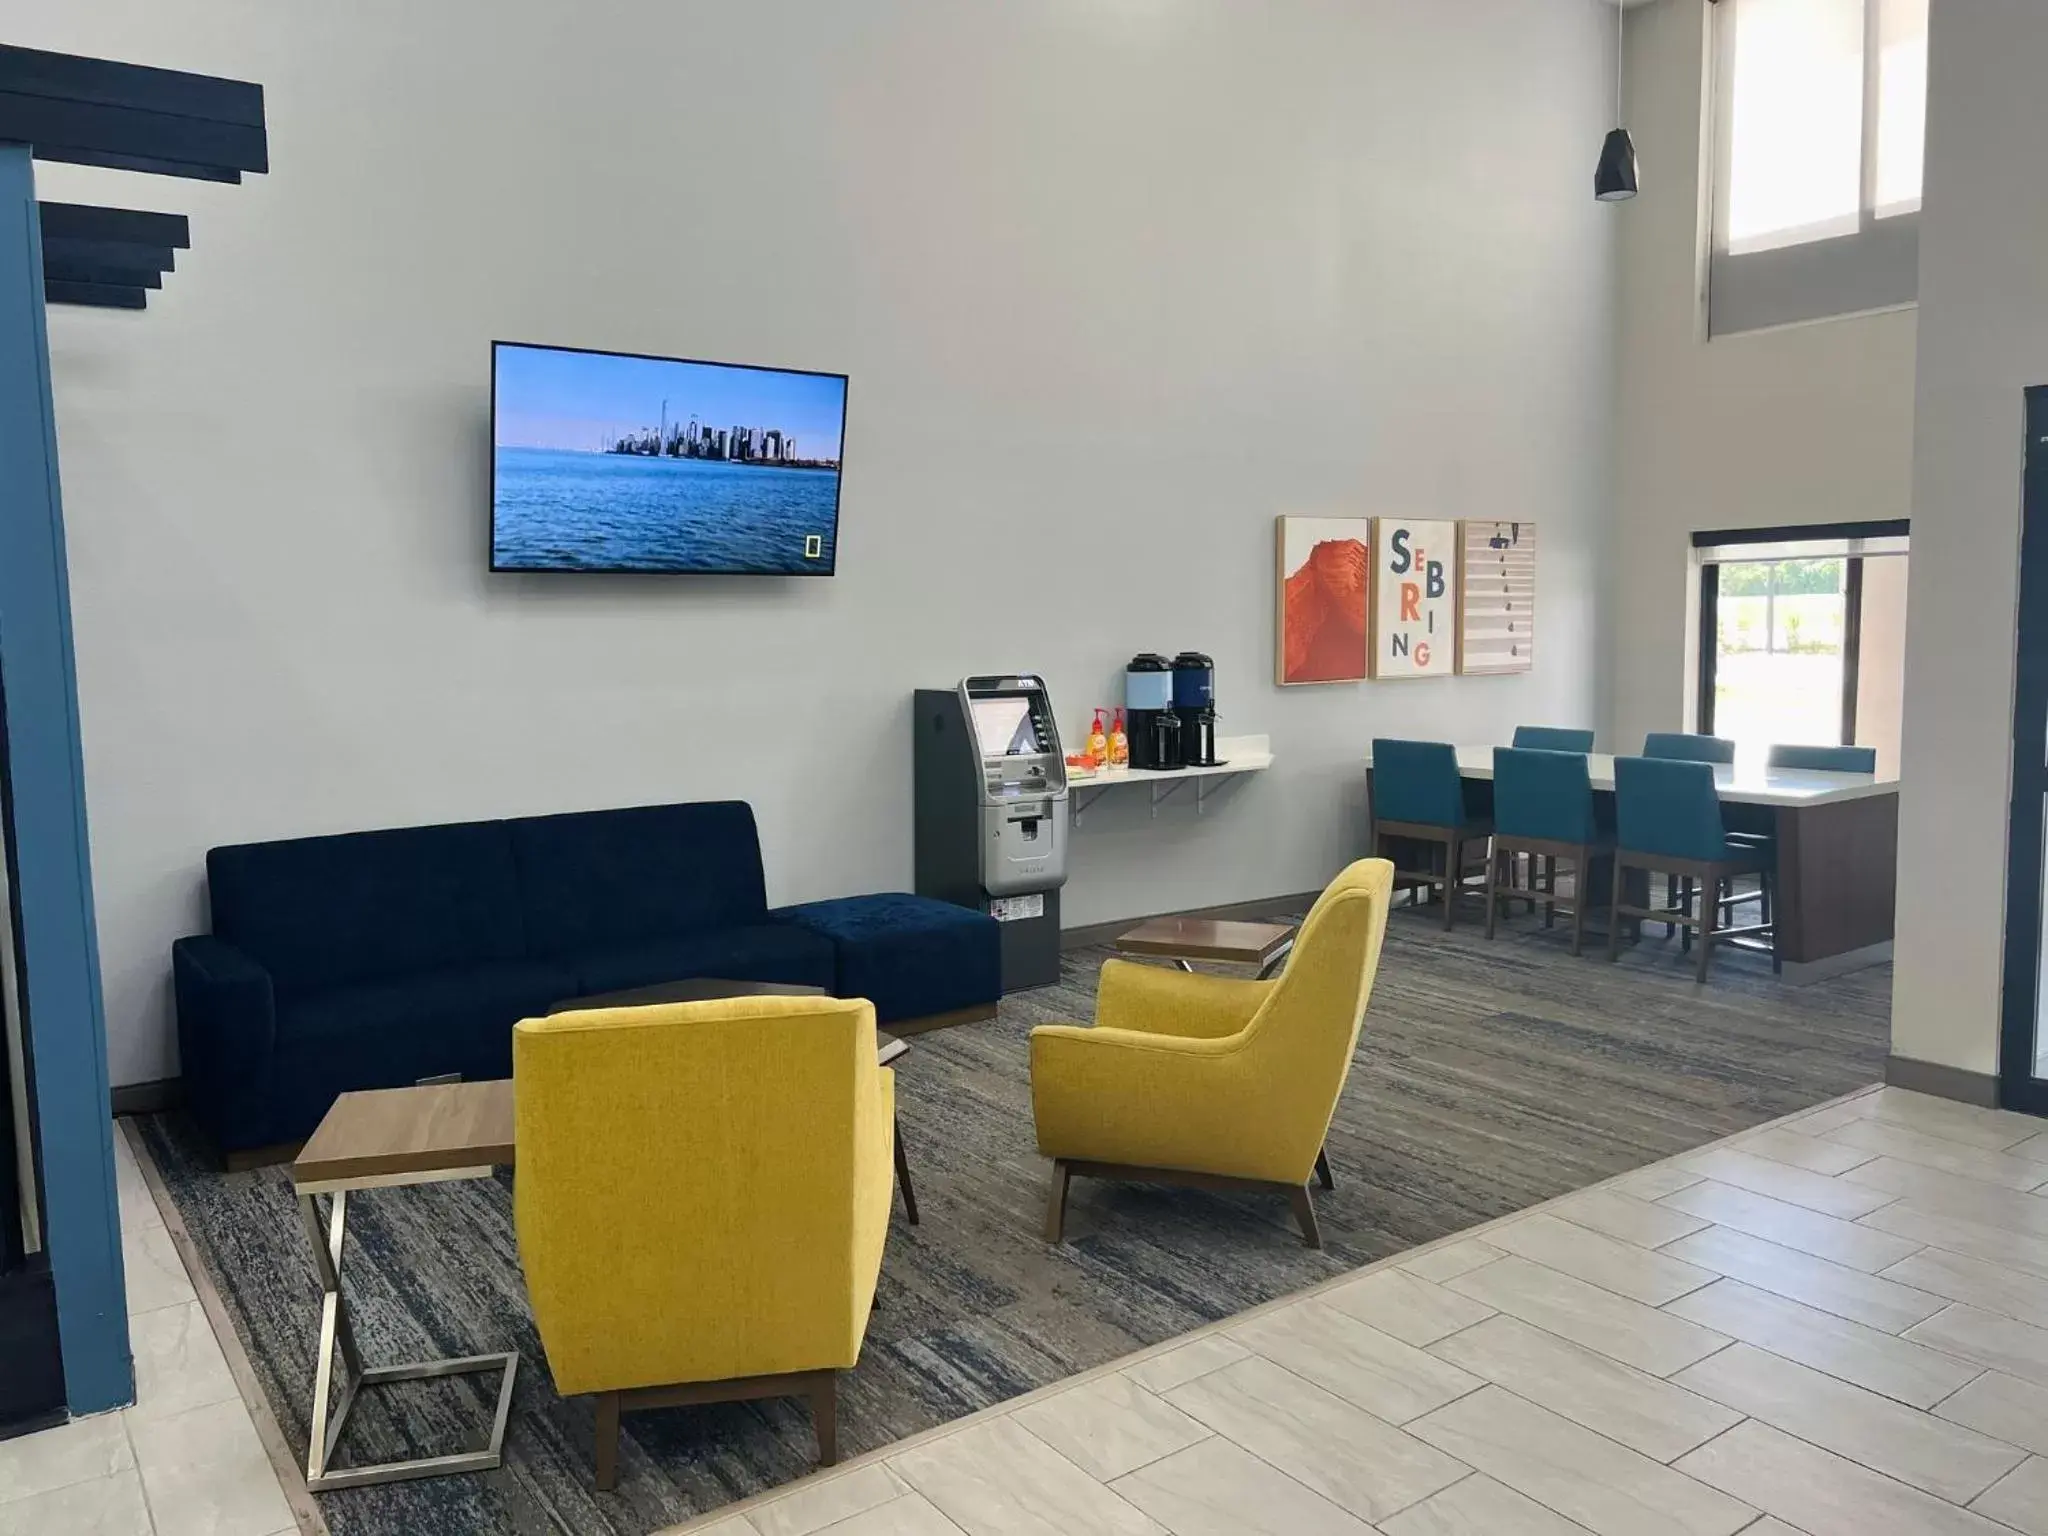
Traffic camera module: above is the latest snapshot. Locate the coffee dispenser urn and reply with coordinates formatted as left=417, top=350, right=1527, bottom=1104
left=1125, top=653, right=1179, bottom=770
left=1173, top=651, right=1221, bottom=766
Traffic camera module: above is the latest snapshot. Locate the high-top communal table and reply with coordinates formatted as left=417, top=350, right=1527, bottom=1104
left=1363, top=745, right=1899, bottom=981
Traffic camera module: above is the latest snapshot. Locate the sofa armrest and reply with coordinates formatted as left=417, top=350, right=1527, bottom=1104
left=172, top=936, right=278, bottom=1155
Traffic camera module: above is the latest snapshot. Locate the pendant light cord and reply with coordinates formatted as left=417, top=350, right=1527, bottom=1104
left=1615, top=0, right=1625, bottom=126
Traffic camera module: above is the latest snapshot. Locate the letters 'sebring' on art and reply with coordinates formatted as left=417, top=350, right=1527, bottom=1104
left=1370, top=518, right=1458, bottom=679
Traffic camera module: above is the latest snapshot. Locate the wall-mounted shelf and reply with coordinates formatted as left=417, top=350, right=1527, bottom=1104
left=1070, top=734, right=1272, bottom=826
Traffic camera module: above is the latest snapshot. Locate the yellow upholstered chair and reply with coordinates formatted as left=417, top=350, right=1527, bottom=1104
left=1030, top=858, right=1393, bottom=1248
left=512, top=994, right=893, bottom=1489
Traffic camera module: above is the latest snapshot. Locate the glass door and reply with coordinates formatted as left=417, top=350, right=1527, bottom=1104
left=2000, top=387, right=2048, bottom=1114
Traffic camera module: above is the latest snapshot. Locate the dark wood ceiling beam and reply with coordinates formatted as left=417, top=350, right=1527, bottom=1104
left=43, top=279, right=147, bottom=310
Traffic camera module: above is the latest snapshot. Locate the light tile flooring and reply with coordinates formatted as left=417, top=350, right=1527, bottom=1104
left=687, top=1084, right=2048, bottom=1536
left=18, top=1087, right=2048, bottom=1536
left=0, top=1123, right=297, bottom=1536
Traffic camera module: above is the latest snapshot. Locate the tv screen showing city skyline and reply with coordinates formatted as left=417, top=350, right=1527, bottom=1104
left=490, top=341, right=848, bottom=575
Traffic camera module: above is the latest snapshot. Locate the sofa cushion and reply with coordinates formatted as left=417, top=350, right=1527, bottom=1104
left=773, top=894, right=1001, bottom=1026
left=208, top=820, right=527, bottom=994
left=268, top=958, right=578, bottom=1142
left=563, top=924, right=837, bottom=999
left=508, top=802, right=769, bottom=955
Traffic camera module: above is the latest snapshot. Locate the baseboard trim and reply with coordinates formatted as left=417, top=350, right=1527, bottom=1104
left=1779, top=942, right=1892, bottom=987
left=1884, top=1054, right=1999, bottom=1108
left=111, top=1078, right=181, bottom=1116
left=1061, top=891, right=1320, bottom=952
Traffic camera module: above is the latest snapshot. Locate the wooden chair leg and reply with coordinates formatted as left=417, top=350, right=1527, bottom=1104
left=1607, top=856, right=1625, bottom=961
left=1768, top=871, right=1783, bottom=973
left=1696, top=878, right=1717, bottom=983
left=594, top=1390, right=621, bottom=1492
left=1440, top=836, right=1455, bottom=931
left=1570, top=852, right=1587, bottom=957
left=810, top=1372, right=839, bottom=1466
left=1315, top=1147, right=1334, bottom=1190
left=1043, top=1159, right=1071, bottom=1243
left=894, top=1114, right=920, bottom=1226
left=1544, top=853, right=1557, bottom=929
left=1289, top=1184, right=1323, bottom=1249
left=1485, top=847, right=1501, bottom=939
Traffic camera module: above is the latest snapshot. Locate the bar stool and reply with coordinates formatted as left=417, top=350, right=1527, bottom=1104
left=1643, top=731, right=1736, bottom=764
left=1486, top=748, right=1613, bottom=956
left=1765, top=744, right=1877, bottom=773
left=1642, top=732, right=1736, bottom=927
left=1370, top=739, right=1491, bottom=930
left=1512, top=726, right=1595, bottom=753
left=1509, top=727, right=1594, bottom=905
left=1609, top=756, right=1772, bottom=982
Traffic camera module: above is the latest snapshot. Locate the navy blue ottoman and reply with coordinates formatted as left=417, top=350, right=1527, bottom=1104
left=772, top=893, right=1001, bottom=1029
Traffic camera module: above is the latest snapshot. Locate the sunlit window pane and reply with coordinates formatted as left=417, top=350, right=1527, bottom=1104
left=1712, top=560, right=1847, bottom=752
left=1725, top=0, right=1865, bottom=253
left=1875, top=0, right=1928, bottom=216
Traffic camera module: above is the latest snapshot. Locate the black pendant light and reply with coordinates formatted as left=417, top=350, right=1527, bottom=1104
left=1596, top=1, right=1640, bottom=201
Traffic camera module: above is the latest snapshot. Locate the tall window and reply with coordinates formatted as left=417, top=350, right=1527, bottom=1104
left=1710, top=0, right=1929, bottom=335
left=1693, top=525, right=1910, bottom=773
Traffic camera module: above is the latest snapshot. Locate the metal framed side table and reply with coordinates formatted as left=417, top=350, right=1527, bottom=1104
left=290, top=1080, right=519, bottom=1491
left=1113, top=916, right=1298, bottom=979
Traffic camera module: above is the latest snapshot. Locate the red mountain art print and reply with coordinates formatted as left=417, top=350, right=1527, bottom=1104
left=1276, top=517, right=1370, bottom=684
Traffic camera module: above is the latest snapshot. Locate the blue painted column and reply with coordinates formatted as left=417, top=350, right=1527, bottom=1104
left=0, top=142, right=132, bottom=1413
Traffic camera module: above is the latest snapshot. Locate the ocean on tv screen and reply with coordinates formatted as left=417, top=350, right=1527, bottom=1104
left=491, top=345, right=846, bottom=573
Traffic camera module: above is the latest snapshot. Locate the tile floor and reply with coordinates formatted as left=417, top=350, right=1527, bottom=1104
left=0, top=1123, right=297, bottom=1536
left=685, top=1084, right=2048, bottom=1536
left=17, top=1086, right=2048, bottom=1536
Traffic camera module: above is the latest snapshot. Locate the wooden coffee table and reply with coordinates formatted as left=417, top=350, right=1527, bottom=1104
left=548, top=978, right=920, bottom=1225
left=290, top=1081, right=519, bottom=1492
left=1114, top=917, right=1297, bottom=978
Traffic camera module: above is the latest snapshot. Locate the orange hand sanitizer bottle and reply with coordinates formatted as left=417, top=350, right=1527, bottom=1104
left=1086, top=709, right=1109, bottom=766
left=1109, top=708, right=1130, bottom=768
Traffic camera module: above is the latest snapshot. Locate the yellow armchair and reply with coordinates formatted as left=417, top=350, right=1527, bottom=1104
left=512, top=993, right=893, bottom=1487
left=1031, top=858, right=1393, bottom=1248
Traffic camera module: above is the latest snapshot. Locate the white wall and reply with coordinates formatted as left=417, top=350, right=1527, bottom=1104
left=21, top=0, right=1616, bottom=1087
left=1890, top=0, right=2048, bottom=1078
left=1611, top=0, right=1916, bottom=753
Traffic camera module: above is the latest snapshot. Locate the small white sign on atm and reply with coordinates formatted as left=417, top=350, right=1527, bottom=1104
left=989, top=894, right=1044, bottom=922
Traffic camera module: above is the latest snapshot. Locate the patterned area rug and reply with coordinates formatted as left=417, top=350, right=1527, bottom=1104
left=137, top=904, right=1890, bottom=1535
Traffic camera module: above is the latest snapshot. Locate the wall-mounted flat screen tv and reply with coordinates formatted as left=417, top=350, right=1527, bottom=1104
left=490, top=341, right=848, bottom=574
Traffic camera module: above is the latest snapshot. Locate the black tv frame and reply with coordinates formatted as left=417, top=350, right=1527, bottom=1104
left=488, top=338, right=850, bottom=577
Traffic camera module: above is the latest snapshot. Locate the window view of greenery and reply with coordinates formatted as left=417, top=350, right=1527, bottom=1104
left=1713, top=558, right=1846, bottom=751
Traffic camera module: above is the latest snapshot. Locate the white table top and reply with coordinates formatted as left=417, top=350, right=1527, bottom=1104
left=1361, top=744, right=1899, bottom=808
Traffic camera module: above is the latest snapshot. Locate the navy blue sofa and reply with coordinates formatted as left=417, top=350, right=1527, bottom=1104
left=173, top=800, right=1000, bottom=1155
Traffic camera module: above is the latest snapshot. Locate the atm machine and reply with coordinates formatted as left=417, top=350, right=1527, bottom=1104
left=914, top=675, right=1070, bottom=991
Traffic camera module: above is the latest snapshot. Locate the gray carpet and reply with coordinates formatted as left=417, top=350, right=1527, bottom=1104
left=137, top=904, right=1891, bottom=1535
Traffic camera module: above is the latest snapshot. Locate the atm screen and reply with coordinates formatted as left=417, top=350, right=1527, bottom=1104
left=970, top=696, right=1041, bottom=756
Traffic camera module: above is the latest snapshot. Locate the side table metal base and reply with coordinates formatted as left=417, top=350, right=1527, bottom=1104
left=299, top=1185, right=518, bottom=1491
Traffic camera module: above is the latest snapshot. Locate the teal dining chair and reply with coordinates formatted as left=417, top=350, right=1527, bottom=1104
left=1508, top=728, right=1595, bottom=908
left=1370, top=738, right=1492, bottom=930
left=1765, top=744, right=1877, bottom=773
left=1643, top=731, right=1736, bottom=765
left=1512, top=726, right=1595, bottom=753
left=1609, top=756, right=1772, bottom=982
left=1487, top=748, right=1613, bottom=956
